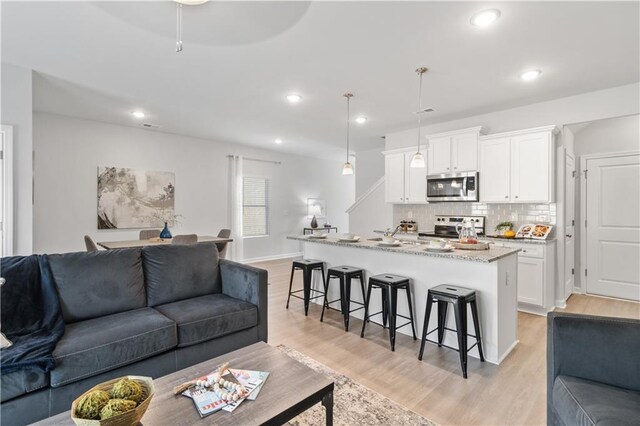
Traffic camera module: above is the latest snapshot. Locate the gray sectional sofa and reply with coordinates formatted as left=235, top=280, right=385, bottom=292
left=1, top=242, right=268, bottom=425
left=547, top=312, right=640, bottom=426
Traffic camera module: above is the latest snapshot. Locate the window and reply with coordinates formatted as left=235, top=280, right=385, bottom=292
left=242, top=176, right=269, bottom=237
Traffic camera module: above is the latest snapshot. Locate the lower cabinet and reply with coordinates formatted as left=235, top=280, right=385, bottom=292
left=491, top=240, right=556, bottom=315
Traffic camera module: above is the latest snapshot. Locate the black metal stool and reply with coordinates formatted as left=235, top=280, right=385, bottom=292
left=360, top=273, right=417, bottom=351
left=286, top=259, right=327, bottom=316
left=321, top=266, right=366, bottom=331
left=418, top=284, right=485, bottom=379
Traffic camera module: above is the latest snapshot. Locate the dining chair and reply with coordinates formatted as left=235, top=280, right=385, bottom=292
left=171, top=234, right=198, bottom=245
left=84, top=235, right=98, bottom=252
left=139, top=229, right=161, bottom=240
left=216, top=229, right=231, bottom=259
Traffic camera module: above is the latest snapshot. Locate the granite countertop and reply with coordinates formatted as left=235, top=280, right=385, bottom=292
left=287, top=235, right=520, bottom=263
left=479, top=235, right=556, bottom=245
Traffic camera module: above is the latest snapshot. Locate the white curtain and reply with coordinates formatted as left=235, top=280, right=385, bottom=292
left=228, top=155, right=244, bottom=261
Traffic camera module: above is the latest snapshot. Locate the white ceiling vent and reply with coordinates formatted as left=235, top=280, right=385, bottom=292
left=142, top=123, right=162, bottom=129
left=414, top=107, right=436, bottom=115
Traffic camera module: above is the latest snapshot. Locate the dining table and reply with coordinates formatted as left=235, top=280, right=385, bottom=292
left=96, top=236, right=233, bottom=250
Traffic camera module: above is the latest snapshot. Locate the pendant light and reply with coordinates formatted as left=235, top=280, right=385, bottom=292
left=175, top=0, right=209, bottom=53
left=342, top=93, right=354, bottom=175
left=410, top=67, right=428, bottom=168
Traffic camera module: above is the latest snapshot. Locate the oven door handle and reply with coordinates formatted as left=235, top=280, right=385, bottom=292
left=462, top=177, right=467, bottom=195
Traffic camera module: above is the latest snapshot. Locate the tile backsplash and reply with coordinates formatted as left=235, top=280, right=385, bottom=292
left=394, top=202, right=556, bottom=235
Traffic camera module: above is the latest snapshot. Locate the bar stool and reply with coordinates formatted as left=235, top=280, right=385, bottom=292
left=418, top=284, right=485, bottom=379
left=286, top=259, right=327, bottom=316
left=321, top=266, right=366, bottom=331
left=360, top=273, right=417, bottom=351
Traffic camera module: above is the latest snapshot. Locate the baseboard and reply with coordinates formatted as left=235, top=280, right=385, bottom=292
left=495, top=339, right=520, bottom=365
left=572, top=286, right=584, bottom=294
left=555, top=299, right=567, bottom=309
left=242, top=252, right=302, bottom=264
left=517, top=303, right=554, bottom=316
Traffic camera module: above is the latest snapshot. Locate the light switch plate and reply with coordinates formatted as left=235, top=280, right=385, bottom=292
left=407, top=211, right=413, bottom=219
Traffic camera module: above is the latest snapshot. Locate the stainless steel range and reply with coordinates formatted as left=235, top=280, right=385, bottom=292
left=418, top=215, right=485, bottom=238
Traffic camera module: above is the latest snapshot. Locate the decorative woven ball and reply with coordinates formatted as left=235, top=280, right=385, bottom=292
left=100, top=398, right=137, bottom=420
left=75, top=390, right=111, bottom=420
left=111, top=378, right=143, bottom=403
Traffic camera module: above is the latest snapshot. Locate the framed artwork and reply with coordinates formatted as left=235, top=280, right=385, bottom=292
left=97, top=166, right=175, bottom=229
left=307, top=198, right=326, bottom=219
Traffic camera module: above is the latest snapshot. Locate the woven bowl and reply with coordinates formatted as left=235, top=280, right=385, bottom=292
left=70, top=376, right=154, bottom=426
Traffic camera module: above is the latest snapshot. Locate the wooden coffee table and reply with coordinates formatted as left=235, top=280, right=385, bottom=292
left=33, top=342, right=334, bottom=426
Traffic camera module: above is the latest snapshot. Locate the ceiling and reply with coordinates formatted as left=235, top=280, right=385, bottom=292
left=2, top=1, right=639, bottom=160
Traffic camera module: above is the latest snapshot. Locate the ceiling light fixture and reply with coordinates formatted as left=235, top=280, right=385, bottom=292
left=175, top=0, right=209, bottom=52
left=286, top=94, right=302, bottom=103
left=132, top=111, right=145, bottom=119
left=520, top=69, right=542, bottom=81
left=410, top=67, right=428, bottom=168
left=355, top=116, right=367, bottom=124
left=274, top=138, right=283, bottom=144
left=470, top=9, right=501, bottom=27
left=342, top=93, right=354, bottom=175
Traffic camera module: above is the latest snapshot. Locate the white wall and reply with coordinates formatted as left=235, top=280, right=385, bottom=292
left=355, top=147, right=385, bottom=198
left=0, top=63, right=33, bottom=255
left=573, top=114, right=640, bottom=291
left=386, top=83, right=640, bottom=150
left=33, top=113, right=354, bottom=258
left=348, top=181, right=393, bottom=237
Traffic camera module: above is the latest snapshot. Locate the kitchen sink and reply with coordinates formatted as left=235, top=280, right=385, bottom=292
left=366, top=237, right=424, bottom=246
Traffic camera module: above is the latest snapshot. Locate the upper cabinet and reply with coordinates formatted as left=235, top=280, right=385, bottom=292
left=383, top=148, right=427, bottom=204
left=479, top=126, right=558, bottom=203
left=426, top=127, right=484, bottom=174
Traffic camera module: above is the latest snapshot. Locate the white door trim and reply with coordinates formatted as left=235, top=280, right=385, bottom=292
left=579, top=150, right=640, bottom=297
left=1, top=125, right=14, bottom=257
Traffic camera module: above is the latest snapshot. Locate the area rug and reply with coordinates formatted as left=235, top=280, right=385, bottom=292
left=278, top=345, right=437, bottom=426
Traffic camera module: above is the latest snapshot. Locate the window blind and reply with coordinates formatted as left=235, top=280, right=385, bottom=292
left=242, top=177, right=269, bottom=237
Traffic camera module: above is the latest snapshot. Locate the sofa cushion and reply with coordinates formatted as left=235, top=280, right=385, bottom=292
left=51, top=308, right=176, bottom=387
left=0, top=367, right=49, bottom=402
left=47, top=249, right=145, bottom=323
left=154, top=294, right=257, bottom=347
left=143, top=242, right=221, bottom=307
left=552, top=375, right=640, bottom=426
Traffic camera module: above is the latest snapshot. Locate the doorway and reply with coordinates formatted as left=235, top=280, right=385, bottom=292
left=564, top=152, right=576, bottom=297
left=0, top=125, right=13, bottom=257
left=582, top=152, right=640, bottom=301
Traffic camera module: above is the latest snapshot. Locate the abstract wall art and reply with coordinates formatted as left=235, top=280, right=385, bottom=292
left=97, top=166, right=175, bottom=229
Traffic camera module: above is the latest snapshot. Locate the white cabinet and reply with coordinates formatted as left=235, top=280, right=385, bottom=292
left=491, top=240, right=557, bottom=315
left=517, top=257, right=544, bottom=306
left=478, top=137, right=511, bottom=202
left=426, top=127, right=484, bottom=174
left=383, top=149, right=427, bottom=204
left=479, top=126, right=557, bottom=203
left=385, top=153, right=405, bottom=203
left=428, top=136, right=451, bottom=174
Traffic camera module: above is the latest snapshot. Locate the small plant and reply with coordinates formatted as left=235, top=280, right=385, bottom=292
left=495, top=221, right=514, bottom=232
left=144, top=208, right=183, bottom=227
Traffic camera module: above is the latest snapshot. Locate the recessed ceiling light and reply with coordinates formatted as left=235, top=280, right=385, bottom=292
left=470, top=9, right=501, bottom=27
left=355, top=116, right=368, bottom=124
left=274, top=138, right=283, bottom=144
left=520, top=69, right=542, bottom=81
left=131, top=111, right=145, bottom=119
left=286, top=94, right=302, bottom=103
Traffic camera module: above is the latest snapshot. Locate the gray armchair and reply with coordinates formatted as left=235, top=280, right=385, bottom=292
left=547, top=312, right=640, bottom=426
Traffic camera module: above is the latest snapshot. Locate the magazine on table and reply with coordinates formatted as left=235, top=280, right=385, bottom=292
left=183, top=387, right=227, bottom=418
left=230, top=368, right=270, bottom=401
left=220, top=372, right=263, bottom=412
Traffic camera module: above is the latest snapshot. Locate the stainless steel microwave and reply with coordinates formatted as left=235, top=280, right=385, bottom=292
left=426, top=172, right=479, bottom=202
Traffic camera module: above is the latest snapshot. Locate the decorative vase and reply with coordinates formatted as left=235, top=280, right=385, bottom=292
left=160, top=222, right=172, bottom=239
left=310, top=216, right=318, bottom=229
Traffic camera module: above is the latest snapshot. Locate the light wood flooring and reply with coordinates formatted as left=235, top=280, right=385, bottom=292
left=250, top=257, right=640, bottom=425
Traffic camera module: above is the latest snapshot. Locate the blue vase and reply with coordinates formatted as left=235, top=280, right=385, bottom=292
left=160, top=222, right=172, bottom=239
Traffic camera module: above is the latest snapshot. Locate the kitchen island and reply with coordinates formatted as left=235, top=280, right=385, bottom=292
left=287, top=235, right=521, bottom=364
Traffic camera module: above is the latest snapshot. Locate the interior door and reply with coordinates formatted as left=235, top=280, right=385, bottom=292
left=565, top=152, right=576, bottom=297
left=428, top=136, right=451, bottom=174
left=385, top=153, right=405, bottom=203
left=479, top=137, right=511, bottom=202
left=404, top=151, right=427, bottom=203
left=451, top=133, right=478, bottom=172
left=585, top=154, right=640, bottom=301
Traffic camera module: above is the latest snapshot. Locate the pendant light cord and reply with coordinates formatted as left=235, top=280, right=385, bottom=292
left=416, top=68, right=424, bottom=153
left=176, top=2, right=183, bottom=52
left=346, top=95, right=350, bottom=163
